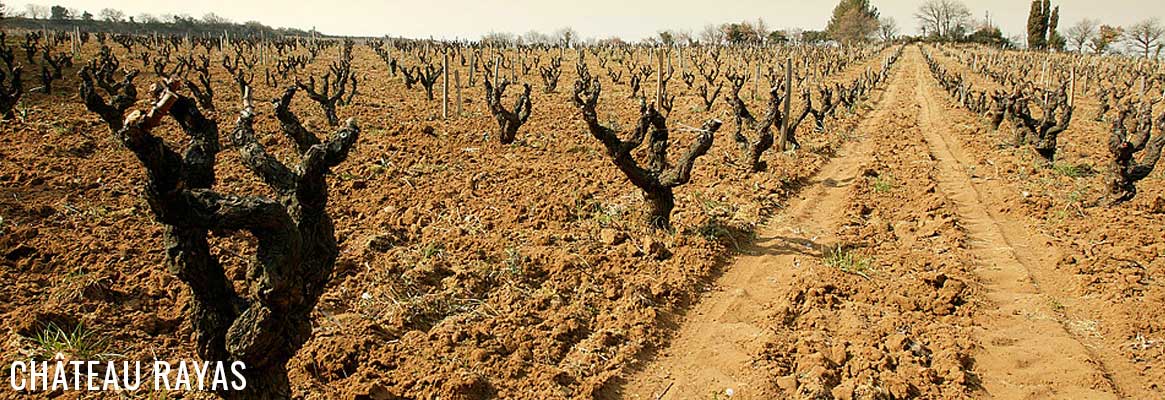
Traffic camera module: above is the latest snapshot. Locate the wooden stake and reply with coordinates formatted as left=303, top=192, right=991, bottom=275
left=468, top=50, right=476, bottom=87
left=455, top=70, right=463, bottom=118
left=753, top=58, right=760, bottom=100
left=655, top=51, right=663, bottom=106
left=779, top=56, right=792, bottom=152
left=442, top=50, right=450, bottom=120
left=1069, top=67, right=1076, bottom=108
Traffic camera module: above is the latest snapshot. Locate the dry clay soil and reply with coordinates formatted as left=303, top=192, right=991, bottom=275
left=1, top=43, right=1163, bottom=400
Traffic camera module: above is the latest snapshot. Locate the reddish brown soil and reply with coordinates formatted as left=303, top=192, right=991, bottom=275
left=1, top=38, right=1161, bottom=400
left=0, top=38, right=887, bottom=399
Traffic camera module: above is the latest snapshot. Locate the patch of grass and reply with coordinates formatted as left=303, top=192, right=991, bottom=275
left=1052, top=162, right=1094, bottom=178
left=697, top=218, right=733, bottom=242
left=1049, top=298, right=1065, bottom=313
left=871, top=175, right=895, bottom=193
left=577, top=200, right=625, bottom=227
left=418, top=242, right=445, bottom=260
left=49, top=267, right=108, bottom=304
left=504, top=247, right=525, bottom=277
left=823, top=245, right=873, bottom=279
left=692, top=191, right=734, bottom=218
left=26, top=323, right=111, bottom=361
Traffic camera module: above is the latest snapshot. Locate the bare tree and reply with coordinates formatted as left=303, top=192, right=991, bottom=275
left=699, top=24, right=725, bottom=45
left=98, top=8, right=124, bottom=22
left=555, top=27, right=578, bottom=48
left=1065, top=19, right=1098, bottom=52
left=521, top=30, right=552, bottom=45
left=137, top=13, right=159, bottom=23
left=754, top=18, right=770, bottom=44
left=1090, top=25, right=1124, bottom=54
left=879, top=16, right=899, bottom=42
left=916, top=0, right=972, bottom=41
left=24, top=4, right=48, bottom=19
left=1126, top=18, right=1164, bottom=59
left=202, top=12, right=231, bottom=25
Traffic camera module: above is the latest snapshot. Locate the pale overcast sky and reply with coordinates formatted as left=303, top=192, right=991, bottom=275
left=24, top=0, right=1165, bottom=40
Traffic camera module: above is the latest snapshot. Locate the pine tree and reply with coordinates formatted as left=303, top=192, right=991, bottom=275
left=826, top=0, right=880, bottom=43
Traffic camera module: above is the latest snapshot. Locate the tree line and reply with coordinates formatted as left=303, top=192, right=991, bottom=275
left=0, top=2, right=317, bottom=38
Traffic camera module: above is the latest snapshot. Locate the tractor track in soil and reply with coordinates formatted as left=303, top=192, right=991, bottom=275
left=618, top=47, right=1125, bottom=400
left=618, top=52, right=900, bottom=400
left=910, top=47, right=1120, bottom=399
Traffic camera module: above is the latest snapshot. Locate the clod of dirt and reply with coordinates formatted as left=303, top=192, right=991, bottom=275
left=1150, top=196, right=1165, bottom=214
left=599, top=228, right=627, bottom=246
left=643, top=238, right=672, bottom=261
left=367, top=230, right=406, bottom=252
left=354, top=383, right=408, bottom=400
left=4, top=244, right=37, bottom=261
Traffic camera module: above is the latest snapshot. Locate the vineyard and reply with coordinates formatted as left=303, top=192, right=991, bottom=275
left=0, top=9, right=1164, bottom=400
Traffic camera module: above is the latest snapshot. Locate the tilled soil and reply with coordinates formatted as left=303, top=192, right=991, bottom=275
left=1, top=41, right=1161, bottom=400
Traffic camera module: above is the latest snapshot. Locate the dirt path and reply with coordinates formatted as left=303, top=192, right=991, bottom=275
left=909, top=47, right=1120, bottom=399
left=619, top=59, right=905, bottom=400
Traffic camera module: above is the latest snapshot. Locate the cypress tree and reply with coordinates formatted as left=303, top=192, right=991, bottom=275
left=1027, top=0, right=1050, bottom=50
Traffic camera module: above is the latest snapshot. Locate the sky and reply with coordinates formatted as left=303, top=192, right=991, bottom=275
left=17, top=0, right=1165, bottom=41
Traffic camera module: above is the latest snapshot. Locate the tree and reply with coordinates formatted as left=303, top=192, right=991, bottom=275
left=916, top=0, right=972, bottom=41
left=1027, top=0, right=1055, bottom=50
left=754, top=18, right=771, bottom=44
left=24, top=4, right=47, bottom=19
left=658, top=30, right=676, bottom=46
left=802, top=30, right=829, bottom=44
left=80, top=10, right=92, bottom=21
left=99, top=8, right=124, bottom=22
left=555, top=27, right=577, bottom=48
left=521, top=30, right=551, bottom=45
left=49, top=5, right=68, bottom=20
left=965, top=26, right=1008, bottom=47
left=699, top=24, right=725, bottom=45
left=1091, top=25, right=1124, bottom=54
left=202, top=12, right=231, bottom=25
left=826, top=0, right=880, bottom=43
left=1065, top=19, right=1098, bottom=53
left=879, top=16, right=899, bottom=42
left=481, top=32, right=516, bottom=47
left=768, top=30, right=789, bottom=44
left=1126, top=18, right=1164, bottom=59
left=722, top=21, right=763, bottom=45
left=1047, top=5, right=1065, bottom=51
left=137, top=13, right=159, bottom=24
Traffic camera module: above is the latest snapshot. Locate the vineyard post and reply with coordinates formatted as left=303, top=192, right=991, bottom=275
left=656, top=50, right=663, bottom=106
left=1041, top=57, right=1049, bottom=104
left=442, top=49, right=449, bottom=119
left=493, top=55, right=500, bottom=85
left=753, top=57, right=760, bottom=100
left=1139, top=75, right=1147, bottom=104
left=1069, top=66, right=1076, bottom=108
left=468, top=50, right=476, bottom=87
left=779, top=56, right=792, bottom=151
left=455, top=70, right=463, bottom=117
